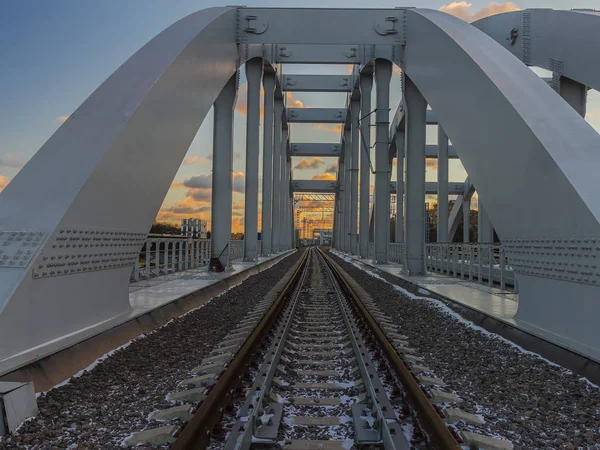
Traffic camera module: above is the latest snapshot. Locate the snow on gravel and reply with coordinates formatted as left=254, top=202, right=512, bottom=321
left=329, top=251, right=600, bottom=450
left=0, top=251, right=302, bottom=450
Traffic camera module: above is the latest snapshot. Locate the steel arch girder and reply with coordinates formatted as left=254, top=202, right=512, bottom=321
left=404, top=8, right=600, bottom=358
left=2, top=6, right=600, bottom=367
left=472, top=9, right=600, bottom=92
left=0, top=7, right=241, bottom=366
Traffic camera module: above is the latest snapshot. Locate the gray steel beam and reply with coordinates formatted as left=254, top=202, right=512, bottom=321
left=261, top=71, right=275, bottom=256
left=338, top=159, right=346, bottom=251
left=243, top=58, right=262, bottom=261
left=473, top=9, right=600, bottom=92
left=290, top=142, right=341, bottom=157
left=270, top=44, right=362, bottom=64
left=404, top=75, right=426, bottom=275
left=292, top=179, right=336, bottom=193
left=344, top=127, right=352, bottom=253
left=359, top=68, right=373, bottom=258
left=271, top=98, right=283, bottom=253
left=210, top=73, right=238, bottom=269
left=560, top=76, right=587, bottom=118
left=390, top=181, right=463, bottom=195
left=478, top=200, right=494, bottom=243
left=287, top=108, right=346, bottom=123
left=395, top=127, right=405, bottom=244
left=374, top=59, right=392, bottom=264
left=350, top=98, right=360, bottom=254
left=437, top=125, right=449, bottom=243
left=239, top=8, right=407, bottom=45
left=282, top=74, right=353, bottom=92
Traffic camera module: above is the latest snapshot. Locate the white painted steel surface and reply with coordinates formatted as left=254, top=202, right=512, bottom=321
left=211, top=74, right=238, bottom=268
left=261, top=71, right=276, bottom=256
left=2, top=5, right=600, bottom=367
left=359, top=69, right=373, bottom=259
left=374, top=59, right=392, bottom=263
left=243, top=58, right=263, bottom=262
left=473, top=9, right=600, bottom=92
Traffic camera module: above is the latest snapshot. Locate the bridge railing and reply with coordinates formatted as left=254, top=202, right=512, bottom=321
left=388, top=242, right=405, bottom=265
left=131, top=238, right=211, bottom=281
left=425, top=243, right=517, bottom=292
left=368, top=243, right=375, bottom=259
left=228, top=240, right=244, bottom=263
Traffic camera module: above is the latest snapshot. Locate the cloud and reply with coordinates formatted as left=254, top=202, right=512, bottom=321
left=0, top=152, right=29, bottom=169
left=233, top=172, right=245, bottom=193
left=313, top=123, right=343, bottom=134
left=312, top=173, right=336, bottom=181
left=426, top=159, right=438, bottom=170
left=0, top=175, right=9, bottom=191
left=184, top=172, right=244, bottom=192
left=57, top=115, right=69, bottom=122
left=587, top=111, right=597, bottom=119
left=184, top=174, right=212, bottom=189
left=295, top=157, right=325, bottom=170
left=286, top=92, right=305, bottom=109
left=232, top=201, right=244, bottom=210
left=188, top=188, right=212, bottom=202
left=184, top=156, right=210, bottom=165
left=170, top=182, right=186, bottom=189
left=325, top=163, right=338, bottom=174
left=440, top=1, right=520, bottom=22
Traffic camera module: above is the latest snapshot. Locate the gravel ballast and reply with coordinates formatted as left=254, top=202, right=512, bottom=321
left=330, top=251, right=600, bottom=450
left=0, top=251, right=302, bottom=450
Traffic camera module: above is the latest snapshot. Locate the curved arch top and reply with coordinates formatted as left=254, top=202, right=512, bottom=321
left=472, top=9, right=600, bottom=91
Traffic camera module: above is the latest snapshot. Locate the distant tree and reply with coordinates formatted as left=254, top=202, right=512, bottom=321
left=150, top=221, right=180, bottom=235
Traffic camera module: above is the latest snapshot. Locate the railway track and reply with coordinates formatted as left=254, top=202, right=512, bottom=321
left=171, top=247, right=463, bottom=450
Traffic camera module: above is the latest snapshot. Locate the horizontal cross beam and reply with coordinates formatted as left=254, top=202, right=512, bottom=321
left=282, top=74, right=353, bottom=92
left=292, top=179, right=336, bottom=192
left=290, top=142, right=342, bottom=157
left=287, top=108, right=346, bottom=123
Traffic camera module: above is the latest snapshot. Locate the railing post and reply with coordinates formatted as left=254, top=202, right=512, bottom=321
left=468, top=245, right=473, bottom=281
left=500, top=246, right=506, bottom=290
left=171, top=240, right=176, bottom=273
left=477, top=244, right=482, bottom=284
left=163, top=240, right=169, bottom=275
left=184, top=240, right=189, bottom=270
left=134, top=259, right=140, bottom=281
left=488, top=244, right=493, bottom=286
left=452, top=244, right=457, bottom=277
left=178, top=241, right=183, bottom=271
left=145, top=240, right=151, bottom=279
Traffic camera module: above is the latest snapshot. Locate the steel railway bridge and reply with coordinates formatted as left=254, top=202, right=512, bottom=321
left=1, top=7, right=600, bottom=381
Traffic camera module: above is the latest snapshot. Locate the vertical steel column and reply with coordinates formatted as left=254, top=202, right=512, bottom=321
left=344, top=127, right=352, bottom=253
left=395, top=128, right=405, bottom=244
left=338, top=157, right=346, bottom=252
left=478, top=200, right=494, bottom=242
left=463, top=196, right=471, bottom=243
left=285, top=151, right=292, bottom=249
left=437, top=124, right=449, bottom=243
left=278, top=126, right=289, bottom=252
left=374, top=59, right=392, bottom=263
left=350, top=98, right=360, bottom=255
left=404, top=75, right=426, bottom=274
left=271, top=98, right=283, bottom=253
left=559, top=75, right=587, bottom=118
left=210, top=73, right=238, bottom=269
left=359, top=69, right=373, bottom=258
left=243, top=58, right=263, bottom=261
left=261, top=71, right=275, bottom=256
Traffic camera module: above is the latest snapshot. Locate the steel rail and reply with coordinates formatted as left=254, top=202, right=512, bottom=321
left=171, top=249, right=309, bottom=450
left=317, top=248, right=462, bottom=450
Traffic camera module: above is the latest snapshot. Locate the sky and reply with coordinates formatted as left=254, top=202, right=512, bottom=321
left=1, top=0, right=599, bottom=234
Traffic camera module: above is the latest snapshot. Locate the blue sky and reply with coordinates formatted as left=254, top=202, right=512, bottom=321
left=1, top=0, right=599, bottom=231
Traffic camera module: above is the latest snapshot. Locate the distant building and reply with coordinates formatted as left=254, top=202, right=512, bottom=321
left=181, top=218, right=208, bottom=239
